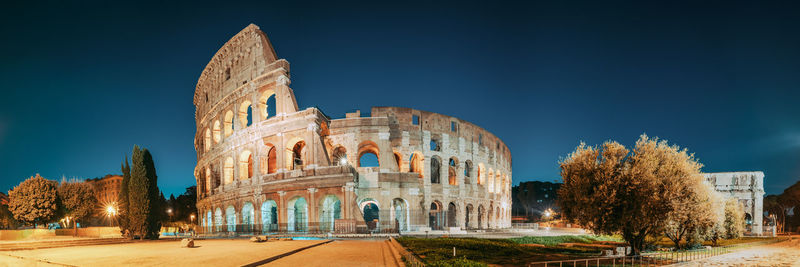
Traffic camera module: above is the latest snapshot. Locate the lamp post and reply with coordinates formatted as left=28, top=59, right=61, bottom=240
left=106, top=205, right=117, bottom=227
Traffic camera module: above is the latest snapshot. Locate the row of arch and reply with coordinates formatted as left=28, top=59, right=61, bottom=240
left=202, top=195, right=342, bottom=233
left=198, top=138, right=304, bottom=194
left=201, top=91, right=277, bottom=153
left=332, top=141, right=510, bottom=194
left=201, top=196, right=508, bottom=233
left=199, top=136, right=509, bottom=196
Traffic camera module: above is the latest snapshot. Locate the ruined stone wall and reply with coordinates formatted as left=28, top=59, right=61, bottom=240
left=192, top=24, right=512, bottom=234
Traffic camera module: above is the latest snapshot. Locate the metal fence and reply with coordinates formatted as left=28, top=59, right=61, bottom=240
left=527, top=238, right=788, bottom=267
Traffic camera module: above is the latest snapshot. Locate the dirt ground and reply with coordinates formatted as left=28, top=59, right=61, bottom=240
left=269, top=239, right=401, bottom=267
left=1, top=239, right=325, bottom=267
left=679, top=238, right=800, bottom=267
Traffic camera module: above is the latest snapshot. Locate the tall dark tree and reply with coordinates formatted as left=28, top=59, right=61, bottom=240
left=128, top=145, right=163, bottom=239
left=118, top=157, right=131, bottom=237
left=143, top=148, right=163, bottom=239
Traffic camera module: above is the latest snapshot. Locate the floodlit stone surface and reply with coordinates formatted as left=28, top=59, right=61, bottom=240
left=193, top=24, right=512, bottom=234
left=704, top=172, right=766, bottom=234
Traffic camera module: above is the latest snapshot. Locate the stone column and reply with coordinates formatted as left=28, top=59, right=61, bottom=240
left=278, top=191, right=286, bottom=231
left=307, top=188, right=317, bottom=232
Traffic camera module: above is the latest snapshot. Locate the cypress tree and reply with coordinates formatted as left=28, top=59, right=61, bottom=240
left=118, top=157, right=131, bottom=237
left=129, top=145, right=149, bottom=239
left=142, top=148, right=162, bottom=239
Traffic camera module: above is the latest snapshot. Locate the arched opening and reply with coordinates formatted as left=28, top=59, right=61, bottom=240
left=447, top=202, right=457, bottom=228
left=477, top=164, right=485, bottom=185
left=239, top=101, right=253, bottom=128
left=357, top=141, right=380, bottom=167
left=224, top=110, right=234, bottom=137
left=478, top=205, right=485, bottom=229
left=267, top=146, right=277, bottom=174
left=430, top=156, right=441, bottom=184
left=393, top=198, right=409, bottom=232
left=225, top=205, right=236, bottom=232
left=362, top=202, right=380, bottom=230
left=206, top=210, right=213, bottom=232
left=261, top=200, right=278, bottom=233
left=488, top=169, right=495, bottom=193
left=393, top=152, right=402, bottom=171
left=430, top=137, right=440, bottom=151
left=429, top=201, right=443, bottom=230
left=224, top=157, right=234, bottom=184
left=286, top=139, right=306, bottom=170
left=287, top=197, right=308, bottom=232
left=319, top=195, right=341, bottom=233
left=242, top=202, right=255, bottom=232
left=488, top=205, right=494, bottom=228
left=359, top=153, right=379, bottom=167
left=745, top=213, right=753, bottom=226
left=213, top=120, right=221, bottom=143
left=239, top=150, right=253, bottom=180
left=259, top=91, right=277, bottom=120
left=205, top=167, right=212, bottom=194
left=214, top=208, right=223, bottom=232
left=332, top=146, right=347, bottom=166
left=204, top=128, right=211, bottom=152
left=409, top=152, right=424, bottom=177
left=448, top=158, right=458, bottom=185
left=464, top=160, right=473, bottom=185
left=465, top=204, right=473, bottom=229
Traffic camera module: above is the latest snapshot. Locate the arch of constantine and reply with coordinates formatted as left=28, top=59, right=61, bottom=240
left=193, top=24, right=512, bottom=234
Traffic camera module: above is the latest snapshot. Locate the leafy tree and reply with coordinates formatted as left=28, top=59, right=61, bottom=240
left=8, top=175, right=59, bottom=227
left=763, top=194, right=788, bottom=233
left=558, top=135, right=707, bottom=255
left=118, top=157, right=131, bottom=237
left=723, top=197, right=745, bottom=239
left=663, top=180, right=723, bottom=250
left=57, top=181, right=97, bottom=235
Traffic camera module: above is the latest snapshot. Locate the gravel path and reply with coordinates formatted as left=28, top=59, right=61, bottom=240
left=679, top=238, right=800, bottom=267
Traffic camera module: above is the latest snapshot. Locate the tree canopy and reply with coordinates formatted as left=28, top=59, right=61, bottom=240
left=558, top=135, right=726, bottom=254
left=8, top=174, right=59, bottom=226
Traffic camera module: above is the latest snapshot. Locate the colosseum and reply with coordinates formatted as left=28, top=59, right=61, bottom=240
left=194, top=24, right=512, bottom=234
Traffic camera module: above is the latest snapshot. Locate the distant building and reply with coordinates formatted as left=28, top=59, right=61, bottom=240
left=85, top=175, right=123, bottom=205
left=511, top=181, right=561, bottom=222
left=704, top=171, right=765, bottom=235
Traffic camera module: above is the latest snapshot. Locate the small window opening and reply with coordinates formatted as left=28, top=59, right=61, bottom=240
left=412, top=115, right=419, bottom=125
left=225, top=68, right=231, bottom=81
left=451, top=121, right=458, bottom=132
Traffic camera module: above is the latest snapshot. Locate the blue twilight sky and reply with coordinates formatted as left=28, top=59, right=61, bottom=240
left=0, top=1, right=799, bottom=196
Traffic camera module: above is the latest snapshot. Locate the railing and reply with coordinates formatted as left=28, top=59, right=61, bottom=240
left=389, top=237, right=424, bottom=267
left=527, top=238, right=787, bottom=267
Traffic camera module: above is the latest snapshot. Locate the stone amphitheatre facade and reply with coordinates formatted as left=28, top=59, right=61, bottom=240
left=193, top=24, right=512, bottom=234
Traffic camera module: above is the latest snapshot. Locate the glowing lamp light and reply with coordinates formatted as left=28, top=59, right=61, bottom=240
left=106, top=206, right=117, bottom=217
left=339, top=158, right=348, bottom=166
left=544, top=210, right=551, bottom=217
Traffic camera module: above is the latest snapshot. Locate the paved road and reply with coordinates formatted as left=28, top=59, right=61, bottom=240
left=268, top=239, right=402, bottom=267
left=679, top=238, right=800, bottom=267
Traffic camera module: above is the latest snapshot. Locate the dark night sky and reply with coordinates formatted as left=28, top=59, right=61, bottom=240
left=1, top=1, right=798, bottom=197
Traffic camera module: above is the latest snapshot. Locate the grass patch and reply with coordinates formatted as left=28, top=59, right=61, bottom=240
left=510, top=235, right=624, bottom=246
left=397, top=237, right=607, bottom=266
